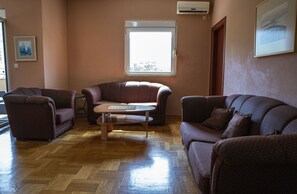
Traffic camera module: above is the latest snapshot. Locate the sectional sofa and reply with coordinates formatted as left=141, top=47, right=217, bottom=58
left=180, top=94, right=297, bottom=194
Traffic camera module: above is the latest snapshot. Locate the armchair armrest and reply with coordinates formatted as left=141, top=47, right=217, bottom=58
left=181, top=95, right=227, bottom=123
left=4, top=95, right=57, bottom=139
left=42, top=89, right=76, bottom=109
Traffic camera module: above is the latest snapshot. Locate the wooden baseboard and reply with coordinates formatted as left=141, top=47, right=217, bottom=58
left=167, top=115, right=181, bottom=120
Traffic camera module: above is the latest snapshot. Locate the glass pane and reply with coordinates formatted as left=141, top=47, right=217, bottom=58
left=0, top=22, right=5, bottom=80
left=129, top=32, right=172, bottom=73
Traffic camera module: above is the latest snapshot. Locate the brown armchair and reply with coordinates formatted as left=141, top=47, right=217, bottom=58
left=3, top=87, right=76, bottom=141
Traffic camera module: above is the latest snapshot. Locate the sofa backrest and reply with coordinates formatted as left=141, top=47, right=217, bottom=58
left=225, top=94, right=297, bottom=135
left=98, top=81, right=163, bottom=103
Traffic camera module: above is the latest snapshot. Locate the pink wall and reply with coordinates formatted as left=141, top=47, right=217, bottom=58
left=67, top=0, right=212, bottom=115
left=212, top=0, right=297, bottom=107
left=42, top=0, right=68, bottom=89
left=2, top=0, right=212, bottom=115
left=0, top=0, right=45, bottom=89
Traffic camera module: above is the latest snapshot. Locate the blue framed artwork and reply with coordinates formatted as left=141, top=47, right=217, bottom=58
left=14, top=36, right=37, bottom=61
left=255, top=0, right=296, bottom=57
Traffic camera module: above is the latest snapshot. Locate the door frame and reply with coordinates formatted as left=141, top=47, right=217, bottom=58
left=209, top=17, right=226, bottom=95
left=0, top=18, right=9, bottom=92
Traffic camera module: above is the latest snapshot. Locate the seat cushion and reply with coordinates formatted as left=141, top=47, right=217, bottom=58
left=56, top=108, right=74, bottom=124
left=188, top=141, right=213, bottom=194
left=180, top=122, right=223, bottom=150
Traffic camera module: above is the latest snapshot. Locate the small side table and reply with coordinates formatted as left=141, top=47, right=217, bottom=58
left=75, top=94, right=87, bottom=115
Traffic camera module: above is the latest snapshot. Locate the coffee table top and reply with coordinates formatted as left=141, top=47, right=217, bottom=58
left=94, top=104, right=155, bottom=113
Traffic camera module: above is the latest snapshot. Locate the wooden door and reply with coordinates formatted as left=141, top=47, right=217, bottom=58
left=209, top=17, right=226, bottom=95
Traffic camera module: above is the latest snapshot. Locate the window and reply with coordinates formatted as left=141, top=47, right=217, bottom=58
left=125, top=20, right=176, bottom=76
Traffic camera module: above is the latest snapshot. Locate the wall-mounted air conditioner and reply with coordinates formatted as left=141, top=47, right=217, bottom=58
left=177, top=1, right=210, bottom=15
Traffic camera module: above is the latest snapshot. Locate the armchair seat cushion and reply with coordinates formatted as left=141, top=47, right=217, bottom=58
left=56, top=108, right=74, bottom=124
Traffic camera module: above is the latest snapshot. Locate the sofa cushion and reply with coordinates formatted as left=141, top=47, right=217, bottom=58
left=56, top=108, right=74, bottom=124
left=221, top=112, right=251, bottom=139
left=283, top=119, right=297, bottom=134
left=236, top=96, right=284, bottom=135
left=188, top=141, right=213, bottom=194
left=259, top=105, right=297, bottom=135
left=99, top=81, right=161, bottom=103
left=180, top=122, right=223, bottom=150
left=202, top=108, right=233, bottom=130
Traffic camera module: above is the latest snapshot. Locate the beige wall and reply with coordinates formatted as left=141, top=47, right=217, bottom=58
left=212, top=0, right=297, bottom=107
left=0, top=0, right=45, bottom=89
left=0, top=0, right=68, bottom=90
left=42, top=0, right=68, bottom=89
left=67, top=0, right=211, bottom=115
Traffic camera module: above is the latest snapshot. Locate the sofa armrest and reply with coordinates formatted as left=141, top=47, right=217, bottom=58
left=181, top=95, right=227, bottom=123
left=156, top=85, right=172, bottom=105
left=181, top=96, right=207, bottom=123
left=42, top=89, right=76, bottom=109
left=212, top=134, right=297, bottom=165
left=210, top=134, right=297, bottom=193
left=81, top=85, right=102, bottom=104
left=81, top=86, right=102, bottom=123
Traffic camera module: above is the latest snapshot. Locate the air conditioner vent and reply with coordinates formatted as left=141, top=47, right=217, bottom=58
left=177, top=1, right=210, bottom=15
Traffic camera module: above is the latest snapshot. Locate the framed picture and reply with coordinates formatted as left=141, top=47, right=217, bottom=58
left=255, top=0, right=296, bottom=57
left=14, top=36, right=37, bottom=61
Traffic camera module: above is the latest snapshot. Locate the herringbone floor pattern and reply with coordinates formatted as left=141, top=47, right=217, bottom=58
left=0, top=117, right=198, bottom=194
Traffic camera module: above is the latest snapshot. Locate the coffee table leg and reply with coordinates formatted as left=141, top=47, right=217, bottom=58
left=145, top=111, right=149, bottom=137
left=101, top=113, right=108, bottom=141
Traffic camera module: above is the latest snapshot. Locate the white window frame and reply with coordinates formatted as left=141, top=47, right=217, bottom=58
left=125, top=20, right=176, bottom=76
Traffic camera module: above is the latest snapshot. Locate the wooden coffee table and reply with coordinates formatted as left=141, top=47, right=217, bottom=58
left=94, top=104, right=155, bottom=140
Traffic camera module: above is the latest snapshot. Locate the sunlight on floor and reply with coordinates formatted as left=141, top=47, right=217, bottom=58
left=129, top=156, right=169, bottom=191
left=0, top=131, right=14, bottom=192
left=0, top=132, right=13, bottom=174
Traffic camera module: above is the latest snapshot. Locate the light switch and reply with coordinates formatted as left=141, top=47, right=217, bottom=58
left=14, top=63, right=19, bottom=68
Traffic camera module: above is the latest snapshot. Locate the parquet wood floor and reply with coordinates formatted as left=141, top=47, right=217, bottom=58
left=0, top=117, right=198, bottom=194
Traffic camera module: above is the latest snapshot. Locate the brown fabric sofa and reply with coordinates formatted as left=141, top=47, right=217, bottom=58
left=81, top=81, right=172, bottom=125
left=3, top=87, right=76, bottom=141
left=180, top=94, right=297, bottom=194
